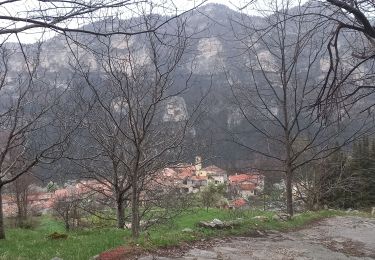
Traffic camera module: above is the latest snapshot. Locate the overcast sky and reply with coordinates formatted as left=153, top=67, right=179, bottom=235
left=171, top=0, right=308, bottom=15
left=175, top=0, right=246, bottom=11
left=1, top=0, right=307, bottom=43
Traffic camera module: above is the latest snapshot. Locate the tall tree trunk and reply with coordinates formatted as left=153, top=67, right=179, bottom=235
left=22, top=190, right=28, bottom=221
left=0, top=185, right=5, bottom=239
left=116, top=195, right=125, bottom=229
left=16, top=191, right=23, bottom=227
left=131, top=178, right=140, bottom=238
left=281, top=61, right=293, bottom=216
left=285, top=166, right=294, bottom=216
left=65, top=212, right=70, bottom=231
left=65, top=220, right=70, bottom=231
left=16, top=202, right=22, bottom=227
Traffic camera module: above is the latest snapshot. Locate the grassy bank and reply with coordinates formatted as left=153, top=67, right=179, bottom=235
left=0, top=209, right=343, bottom=260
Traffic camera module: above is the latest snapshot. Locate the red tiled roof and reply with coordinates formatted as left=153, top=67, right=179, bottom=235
left=177, top=170, right=194, bottom=179
left=169, top=165, right=195, bottom=179
left=161, top=168, right=178, bottom=177
left=202, top=165, right=226, bottom=174
left=239, top=183, right=256, bottom=191
left=191, top=176, right=208, bottom=181
left=229, top=173, right=261, bottom=184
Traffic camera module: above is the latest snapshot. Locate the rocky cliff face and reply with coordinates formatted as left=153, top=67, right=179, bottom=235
left=3, top=3, right=370, bottom=168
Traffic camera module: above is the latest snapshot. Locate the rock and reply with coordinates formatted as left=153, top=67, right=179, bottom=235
left=346, top=208, right=352, bottom=213
left=89, top=255, right=99, bottom=260
left=272, top=213, right=291, bottom=221
left=124, top=222, right=131, bottom=228
left=371, top=207, right=375, bottom=215
left=182, top=228, right=194, bottom=233
left=252, top=216, right=269, bottom=222
left=198, top=221, right=215, bottom=228
left=212, top=219, right=224, bottom=225
left=198, top=218, right=245, bottom=229
left=140, top=219, right=159, bottom=228
left=226, top=219, right=244, bottom=226
left=198, top=219, right=232, bottom=229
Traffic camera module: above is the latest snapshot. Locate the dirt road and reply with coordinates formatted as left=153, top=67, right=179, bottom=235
left=138, top=216, right=375, bottom=260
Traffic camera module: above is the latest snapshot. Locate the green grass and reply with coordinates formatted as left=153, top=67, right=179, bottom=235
left=0, top=209, right=345, bottom=260
left=0, top=216, right=130, bottom=260
left=137, top=208, right=341, bottom=249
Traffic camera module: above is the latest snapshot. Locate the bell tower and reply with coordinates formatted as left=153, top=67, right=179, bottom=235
left=195, top=156, right=205, bottom=176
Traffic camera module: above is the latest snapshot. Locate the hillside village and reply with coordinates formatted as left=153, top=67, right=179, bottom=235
left=2, top=156, right=264, bottom=217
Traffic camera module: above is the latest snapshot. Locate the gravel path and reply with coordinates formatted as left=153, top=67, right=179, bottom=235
left=138, top=216, right=375, bottom=260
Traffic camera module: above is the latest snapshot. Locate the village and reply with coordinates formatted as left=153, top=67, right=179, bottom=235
left=2, top=156, right=265, bottom=218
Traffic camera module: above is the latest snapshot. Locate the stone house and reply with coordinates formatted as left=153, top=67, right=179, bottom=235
left=228, top=173, right=264, bottom=198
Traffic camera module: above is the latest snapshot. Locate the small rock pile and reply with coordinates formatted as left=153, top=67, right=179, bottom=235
left=272, top=213, right=291, bottom=221
left=197, top=218, right=243, bottom=229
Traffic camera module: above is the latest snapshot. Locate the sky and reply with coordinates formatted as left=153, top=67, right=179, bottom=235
left=174, top=0, right=247, bottom=11
left=171, top=0, right=308, bottom=14
left=0, top=0, right=307, bottom=43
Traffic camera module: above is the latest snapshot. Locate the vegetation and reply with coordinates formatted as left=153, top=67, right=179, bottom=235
left=318, top=137, right=375, bottom=209
left=0, top=216, right=129, bottom=260
left=0, top=209, right=355, bottom=260
left=200, top=183, right=226, bottom=211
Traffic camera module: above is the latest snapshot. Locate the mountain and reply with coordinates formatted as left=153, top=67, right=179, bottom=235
left=2, top=2, right=367, bottom=171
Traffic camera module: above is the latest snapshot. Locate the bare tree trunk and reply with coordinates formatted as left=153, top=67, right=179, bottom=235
left=131, top=178, right=140, bottom=238
left=283, top=87, right=294, bottom=216
left=285, top=167, right=294, bottom=216
left=116, top=195, right=125, bottom=229
left=65, top=221, right=70, bottom=231
left=65, top=212, right=70, bottom=231
left=16, top=194, right=22, bottom=226
left=0, top=185, right=5, bottom=239
left=22, top=190, right=28, bottom=221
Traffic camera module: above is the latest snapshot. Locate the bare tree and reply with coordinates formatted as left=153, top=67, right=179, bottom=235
left=136, top=174, right=196, bottom=229
left=53, top=189, right=82, bottom=231
left=0, top=43, right=77, bottom=239
left=0, top=0, right=205, bottom=38
left=6, top=174, right=37, bottom=226
left=67, top=10, right=201, bottom=238
left=228, top=0, right=373, bottom=215
left=303, top=1, right=375, bottom=112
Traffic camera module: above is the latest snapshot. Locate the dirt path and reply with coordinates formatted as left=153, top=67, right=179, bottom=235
left=138, top=216, right=375, bottom=260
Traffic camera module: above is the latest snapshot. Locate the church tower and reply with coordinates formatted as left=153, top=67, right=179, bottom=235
left=195, top=156, right=205, bottom=177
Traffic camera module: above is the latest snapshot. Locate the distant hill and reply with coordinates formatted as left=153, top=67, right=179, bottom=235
left=2, top=2, right=366, bottom=173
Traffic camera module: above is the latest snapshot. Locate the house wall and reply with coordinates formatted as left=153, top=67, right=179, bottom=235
left=241, top=190, right=256, bottom=197
left=209, top=175, right=227, bottom=185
